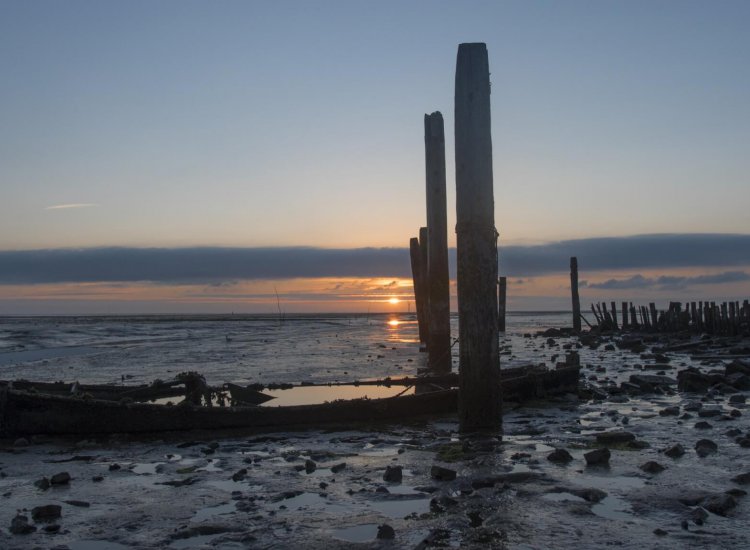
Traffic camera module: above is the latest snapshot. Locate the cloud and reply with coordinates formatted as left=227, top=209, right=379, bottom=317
left=44, top=203, right=98, bottom=210
left=585, top=270, right=750, bottom=290
left=1, top=233, right=749, bottom=285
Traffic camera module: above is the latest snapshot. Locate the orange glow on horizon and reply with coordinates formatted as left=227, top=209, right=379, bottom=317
left=387, top=319, right=400, bottom=327
left=388, top=297, right=400, bottom=305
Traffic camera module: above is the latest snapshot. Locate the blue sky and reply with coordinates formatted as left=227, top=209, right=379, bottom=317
left=1, top=1, right=749, bottom=312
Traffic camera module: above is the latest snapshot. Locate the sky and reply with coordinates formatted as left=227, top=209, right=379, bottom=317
left=1, top=1, right=749, bottom=313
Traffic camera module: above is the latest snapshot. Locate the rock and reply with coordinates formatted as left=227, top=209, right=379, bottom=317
left=677, top=369, right=715, bottom=392
left=726, top=488, right=747, bottom=497
left=738, top=438, right=750, bottom=448
left=13, top=437, right=30, bottom=447
left=584, top=448, right=610, bottom=466
left=431, top=465, right=457, bottom=481
left=729, top=394, right=747, bottom=404
left=383, top=465, right=403, bottom=483
left=698, top=407, right=722, bottom=418
left=64, top=500, right=90, bottom=507
left=664, top=443, right=685, bottom=458
left=92, top=475, right=104, bottom=482
left=31, top=504, right=62, bottom=522
left=653, top=528, right=668, bottom=536
left=304, top=460, right=316, bottom=474
left=50, top=472, right=71, bottom=486
left=659, top=406, right=680, bottom=416
left=694, top=421, right=713, bottom=430
left=695, top=439, right=717, bottom=457
left=9, top=514, right=36, bottom=534
left=34, top=477, right=50, bottom=490
left=108, top=463, right=121, bottom=471
left=630, top=374, right=676, bottom=391
left=684, top=401, right=703, bottom=411
left=627, top=439, right=650, bottom=450
left=44, top=524, right=60, bottom=533
left=702, top=494, right=737, bottom=516
left=430, top=495, right=459, bottom=513
left=377, top=524, right=395, bottom=540
left=567, top=487, right=607, bottom=502
left=330, top=463, right=346, bottom=473
left=640, top=461, right=665, bottom=474
left=547, top=448, right=574, bottom=464
left=726, top=359, right=750, bottom=377
left=731, top=472, right=750, bottom=484
left=595, top=431, right=635, bottom=444
left=688, top=506, right=709, bottom=525
left=726, top=373, right=750, bottom=390
left=231, top=468, right=247, bottom=481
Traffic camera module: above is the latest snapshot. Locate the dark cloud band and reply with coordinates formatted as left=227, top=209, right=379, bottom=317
left=0, top=233, right=748, bottom=284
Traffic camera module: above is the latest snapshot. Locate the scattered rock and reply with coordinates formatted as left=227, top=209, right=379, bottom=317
left=304, top=460, right=316, bottom=474
left=50, top=472, right=71, bottom=486
left=383, top=465, right=403, bottom=483
left=108, top=463, right=121, bottom=471
left=653, top=528, right=668, bottom=536
left=688, top=506, right=709, bottom=525
left=13, top=438, right=30, bottom=447
left=34, top=477, right=50, bottom=490
left=702, top=494, right=737, bottom=516
left=431, top=465, right=457, bottom=481
left=584, top=448, right=610, bottom=466
left=31, top=504, right=62, bottom=522
left=92, top=475, right=104, bottom=482
left=694, top=421, right=712, bottom=430
left=330, top=463, right=346, bottom=473
left=547, top=448, right=574, bottom=464
left=731, top=472, right=750, bottom=484
left=729, top=394, right=746, bottom=404
left=232, top=468, right=247, bottom=482
left=695, top=439, right=718, bottom=457
left=377, top=524, right=395, bottom=540
left=659, top=406, right=680, bottom=416
left=9, top=514, right=35, bottom=534
left=664, top=444, right=685, bottom=458
left=640, top=461, right=665, bottom=474
left=64, top=500, right=90, bottom=507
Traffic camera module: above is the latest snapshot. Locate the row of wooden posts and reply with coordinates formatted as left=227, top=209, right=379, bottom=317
left=588, top=299, right=750, bottom=335
left=409, top=43, right=500, bottom=432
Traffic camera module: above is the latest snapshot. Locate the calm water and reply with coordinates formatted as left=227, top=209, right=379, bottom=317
left=0, top=312, right=581, bottom=386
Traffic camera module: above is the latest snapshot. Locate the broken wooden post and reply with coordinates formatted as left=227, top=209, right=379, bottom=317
left=621, top=301, right=629, bottom=329
left=649, top=303, right=659, bottom=331
left=570, top=257, right=581, bottom=333
left=409, top=237, right=428, bottom=344
left=419, top=227, right=430, bottom=342
left=424, top=112, right=452, bottom=373
left=455, top=42, right=501, bottom=432
left=497, top=277, right=508, bottom=332
left=610, top=301, right=618, bottom=330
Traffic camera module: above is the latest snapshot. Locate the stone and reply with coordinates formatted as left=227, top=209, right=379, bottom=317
left=640, top=461, right=665, bottom=474
left=688, top=506, right=709, bottom=525
left=584, top=448, right=610, bottom=466
left=698, top=407, right=722, bottom=417
left=659, top=406, right=680, bottom=416
left=383, top=465, right=403, bottom=483
left=13, top=437, right=30, bottom=447
left=694, top=421, right=713, bottom=430
left=653, top=528, right=668, bottom=536
left=34, top=477, right=50, bottom=490
left=547, top=448, right=574, bottom=464
left=31, top=504, right=62, bottom=522
left=377, top=524, right=395, bottom=540
left=595, top=431, right=635, bottom=444
left=664, top=443, right=685, bottom=458
left=695, top=439, right=718, bottom=457
left=702, top=494, right=737, bottom=516
left=729, top=394, right=746, bottom=404
left=50, top=472, right=71, bottom=486
left=231, top=468, right=247, bottom=482
left=92, top=475, right=104, bottom=482
left=431, top=465, right=457, bottom=481
left=64, top=500, right=90, bottom=507
left=330, top=463, right=346, bottom=473
left=304, top=460, right=316, bottom=474
left=731, top=472, right=750, bottom=484
left=9, top=514, right=36, bottom=534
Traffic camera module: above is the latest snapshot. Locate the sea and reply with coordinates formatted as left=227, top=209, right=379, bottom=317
left=0, top=312, right=579, bottom=388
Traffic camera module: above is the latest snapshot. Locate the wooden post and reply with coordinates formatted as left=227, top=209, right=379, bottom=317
left=621, top=301, right=629, bottom=329
left=424, top=112, right=452, bottom=373
left=649, top=303, right=659, bottom=331
left=570, top=257, right=581, bottom=333
left=610, top=301, right=618, bottom=330
left=630, top=303, right=639, bottom=329
left=498, top=277, right=507, bottom=332
left=591, top=304, right=602, bottom=326
left=409, top=237, right=428, bottom=343
left=455, top=42, right=501, bottom=432
left=418, top=227, right=430, bottom=342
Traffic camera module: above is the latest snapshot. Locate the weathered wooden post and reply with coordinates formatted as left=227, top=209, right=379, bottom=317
left=621, top=301, right=629, bottom=329
left=455, top=42, right=501, bottom=432
left=419, top=227, right=430, bottom=341
left=424, top=112, right=452, bottom=373
left=570, top=257, right=581, bottom=332
left=409, top=237, right=428, bottom=343
left=498, top=277, right=507, bottom=332
left=610, top=301, right=618, bottom=330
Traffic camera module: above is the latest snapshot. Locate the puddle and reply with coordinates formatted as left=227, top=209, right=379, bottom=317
left=132, top=462, right=165, bottom=475
left=542, top=492, right=587, bottom=503
left=68, top=541, right=131, bottom=550
left=334, top=523, right=379, bottom=543
left=387, top=485, right=425, bottom=495
left=369, top=497, right=431, bottom=518
left=262, top=385, right=415, bottom=407
left=591, top=495, right=635, bottom=520
left=277, top=491, right=347, bottom=513
left=192, top=501, right=236, bottom=522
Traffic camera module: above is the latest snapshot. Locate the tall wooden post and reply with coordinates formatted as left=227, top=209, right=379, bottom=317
left=424, top=112, right=452, bottom=373
left=570, top=257, right=581, bottom=332
left=409, top=237, right=428, bottom=344
left=498, top=276, right=507, bottom=332
left=621, top=301, right=629, bottom=328
left=418, top=227, right=430, bottom=342
left=455, top=42, right=501, bottom=432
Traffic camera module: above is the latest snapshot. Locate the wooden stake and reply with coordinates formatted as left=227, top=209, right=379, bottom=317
left=424, top=112, right=452, bottom=373
left=409, top=237, right=428, bottom=343
left=570, top=257, right=581, bottom=333
left=498, top=276, right=507, bottom=332
left=419, top=226, right=430, bottom=342
left=455, top=42, right=501, bottom=432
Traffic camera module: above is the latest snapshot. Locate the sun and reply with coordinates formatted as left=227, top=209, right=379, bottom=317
left=388, top=297, right=400, bottom=305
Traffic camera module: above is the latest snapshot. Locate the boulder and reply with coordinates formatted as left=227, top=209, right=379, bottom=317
left=584, top=448, right=610, bottom=466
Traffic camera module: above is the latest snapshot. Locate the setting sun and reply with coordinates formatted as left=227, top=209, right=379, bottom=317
left=388, top=297, right=400, bottom=305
